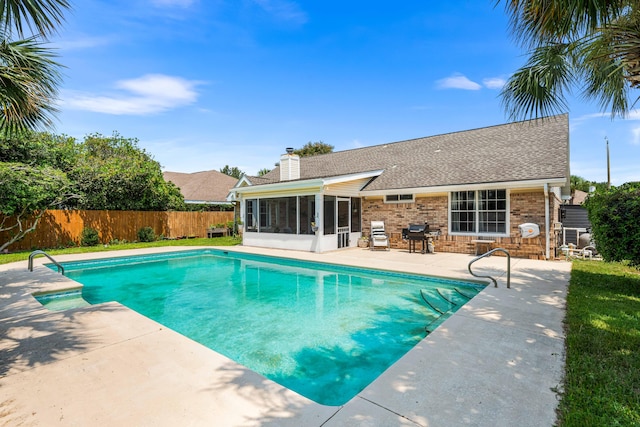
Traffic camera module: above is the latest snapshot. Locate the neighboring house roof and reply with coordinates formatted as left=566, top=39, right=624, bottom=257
left=249, top=114, right=569, bottom=192
left=163, top=170, right=238, bottom=204
left=571, top=189, right=588, bottom=205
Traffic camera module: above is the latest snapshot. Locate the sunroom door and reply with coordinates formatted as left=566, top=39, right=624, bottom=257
left=337, top=198, right=350, bottom=248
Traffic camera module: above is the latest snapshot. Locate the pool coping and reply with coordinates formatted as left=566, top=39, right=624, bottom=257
left=0, top=246, right=571, bottom=426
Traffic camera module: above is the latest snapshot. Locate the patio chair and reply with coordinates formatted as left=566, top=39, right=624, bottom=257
left=370, top=221, right=390, bottom=250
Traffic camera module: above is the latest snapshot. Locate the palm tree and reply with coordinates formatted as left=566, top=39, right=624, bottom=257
left=0, top=0, right=70, bottom=133
left=500, top=0, right=639, bottom=120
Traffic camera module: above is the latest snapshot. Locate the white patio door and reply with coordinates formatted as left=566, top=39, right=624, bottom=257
left=337, top=198, right=350, bottom=248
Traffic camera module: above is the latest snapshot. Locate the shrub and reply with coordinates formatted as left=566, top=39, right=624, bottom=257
left=137, top=226, right=156, bottom=242
left=80, top=227, right=100, bottom=246
left=585, top=182, right=640, bottom=266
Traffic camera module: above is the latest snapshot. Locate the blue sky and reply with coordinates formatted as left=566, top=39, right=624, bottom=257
left=51, top=1, right=640, bottom=185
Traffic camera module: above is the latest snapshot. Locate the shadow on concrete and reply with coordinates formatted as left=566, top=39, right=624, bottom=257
left=0, top=304, right=122, bottom=378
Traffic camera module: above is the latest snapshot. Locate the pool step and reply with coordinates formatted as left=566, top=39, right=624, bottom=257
left=35, top=290, right=91, bottom=311
left=420, top=287, right=478, bottom=333
left=454, top=287, right=474, bottom=300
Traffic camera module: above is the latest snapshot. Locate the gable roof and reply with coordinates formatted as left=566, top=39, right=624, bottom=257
left=163, top=170, right=238, bottom=204
left=251, top=115, right=569, bottom=192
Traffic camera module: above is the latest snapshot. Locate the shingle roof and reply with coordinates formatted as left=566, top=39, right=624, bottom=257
left=163, top=170, right=238, bottom=203
left=243, top=175, right=273, bottom=186
left=252, top=115, right=569, bottom=191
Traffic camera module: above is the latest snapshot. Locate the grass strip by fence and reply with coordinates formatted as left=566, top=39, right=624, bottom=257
left=0, top=237, right=240, bottom=266
left=558, top=260, right=640, bottom=426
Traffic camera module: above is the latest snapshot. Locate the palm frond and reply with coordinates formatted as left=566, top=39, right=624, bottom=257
left=577, top=32, right=630, bottom=116
left=0, top=0, right=70, bottom=38
left=0, top=36, right=62, bottom=133
left=501, top=42, right=574, bottom=120
left=500, top=0, right=628, bottom=47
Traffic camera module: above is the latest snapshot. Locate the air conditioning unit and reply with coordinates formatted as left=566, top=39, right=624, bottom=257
left=518, top=223, right=540, bottom=238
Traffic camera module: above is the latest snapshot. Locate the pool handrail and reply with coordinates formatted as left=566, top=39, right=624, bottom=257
left=28, top=250, right=65, bottom=275
left=468, top=248, right=510, bottom=288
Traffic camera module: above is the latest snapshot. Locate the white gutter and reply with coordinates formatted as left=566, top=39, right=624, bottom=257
left=360, top=177, right=568, bottom=196
left=233, top=170, right=384, bottom=195
left=185, top=200, right=231, bottom=205
left=544, top=183, right=550, bottom=260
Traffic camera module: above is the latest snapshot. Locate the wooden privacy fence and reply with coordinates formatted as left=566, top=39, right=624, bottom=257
left=1, top=210, right=234, bottom=252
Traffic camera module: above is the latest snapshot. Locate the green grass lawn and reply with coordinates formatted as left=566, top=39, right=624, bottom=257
left=559, top=260, right=640, bottom=426
left=0, top=236, right=240, bottom=266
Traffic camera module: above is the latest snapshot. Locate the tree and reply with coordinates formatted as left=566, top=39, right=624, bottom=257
left=585, top=182, right=640, bottom=266
left=0, top=130, right=184, bottom=251
left=0, top=130, right=77, bottom=251
left=570, top=175, right=608, bottom=193
left=1, top=0, right=70, bottom=37
left=0, top=129, right=76, bottom=168
left=67, top=133, right=184, bottom=211
left=1, top=0, right=71, bottom=132
left=293, top=141, right=334, bottom=157
left=220, top=165, right=244, bottom=179
left=0, top=162, right=71, bottom=252
left=257, top=167, right=271, bottom=176
left=0, top=2, right=72, bottom=249
left=500, top=1, right=639, bottom=120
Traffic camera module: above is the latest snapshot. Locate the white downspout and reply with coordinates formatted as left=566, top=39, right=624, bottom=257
left=544, top=183, right=550, bottom=260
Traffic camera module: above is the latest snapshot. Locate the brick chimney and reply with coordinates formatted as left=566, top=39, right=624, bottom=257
left=280, top=148, right=300, bottom=181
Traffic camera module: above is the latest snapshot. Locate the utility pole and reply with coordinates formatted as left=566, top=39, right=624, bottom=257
left=606, top=137, right=611, bottom=190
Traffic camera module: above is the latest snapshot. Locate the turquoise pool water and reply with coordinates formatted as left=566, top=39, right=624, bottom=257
left=46, top=249, right=484, bottom=406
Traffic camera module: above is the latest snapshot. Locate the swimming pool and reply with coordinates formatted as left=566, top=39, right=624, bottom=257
left=41, top=249, right=484, bottom=406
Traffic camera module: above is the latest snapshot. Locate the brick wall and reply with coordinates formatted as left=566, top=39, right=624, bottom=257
left=362, top=190, right=557, bottom=259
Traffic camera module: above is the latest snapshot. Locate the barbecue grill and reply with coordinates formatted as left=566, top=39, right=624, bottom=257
left=402, top=223, right=439, bottom=253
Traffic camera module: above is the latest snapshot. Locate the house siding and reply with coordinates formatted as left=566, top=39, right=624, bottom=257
left=362, top=190, right=559, bottom=259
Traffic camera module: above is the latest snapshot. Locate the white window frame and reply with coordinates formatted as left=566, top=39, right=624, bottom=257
left=384, top=194, right=414, bottom=203
left=448, top=189, right=510, bottom=237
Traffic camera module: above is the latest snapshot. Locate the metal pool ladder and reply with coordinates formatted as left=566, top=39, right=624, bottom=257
left=28, top=250, right=65, bottom=275
left=468, top=248, right=510, bottom=288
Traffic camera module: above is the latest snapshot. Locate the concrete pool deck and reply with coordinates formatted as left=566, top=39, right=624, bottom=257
left=0, top=246, right=571, bottom=426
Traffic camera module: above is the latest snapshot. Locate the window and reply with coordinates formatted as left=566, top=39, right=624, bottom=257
left=385, top=194, right=414, bottom=203
left=323, top=196, right=336, bottom=235
left=478, top=190, right=507, bottom=233
left=245, top=195, right=361, bottom=236
left=299, top=196, right=315, bottom=235
left=451, top=191, right=475, bottom=232
left=450, top=190, right=507, bottom=234
left=259, top=199, right=268, bottom=230
left=259, top=197, right=296, bottom=233
left=245, top=199, right=257, bottom=232
left=350, top=197, right=361, bottom=232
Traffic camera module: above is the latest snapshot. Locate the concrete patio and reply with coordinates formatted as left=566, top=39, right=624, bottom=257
left=0, top=246, right=571, bottom=426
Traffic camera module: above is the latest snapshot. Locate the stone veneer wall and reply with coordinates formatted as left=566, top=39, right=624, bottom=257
left=362, top=190, right=561, bottom=259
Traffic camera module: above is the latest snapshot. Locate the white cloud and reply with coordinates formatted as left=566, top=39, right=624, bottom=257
left=631, top=126, right=640, bottom=145
left=54, top=35, right=114, bottom=51
left=482, top=77, right=506, bottom=89
left=436, top=73, right=481, bottom=90
left=62, top=74, right=200, bottom=115
left=626, top=109, right=640, bottom=120
left=252, top=0, right=307, bottom=24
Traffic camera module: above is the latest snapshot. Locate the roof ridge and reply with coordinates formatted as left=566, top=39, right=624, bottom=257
left=294, top=113, right=568, bottom=159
